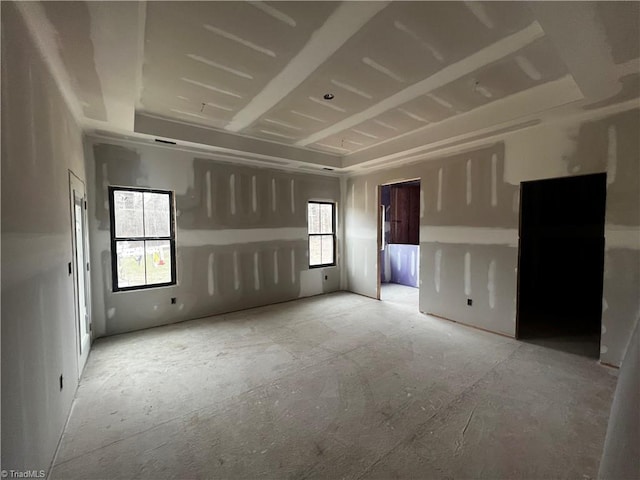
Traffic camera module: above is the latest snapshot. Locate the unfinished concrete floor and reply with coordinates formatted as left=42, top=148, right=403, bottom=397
left=51, top=290, right=617, bottom=479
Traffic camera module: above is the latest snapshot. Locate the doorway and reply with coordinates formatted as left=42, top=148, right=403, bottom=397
left=69, top=171, right=91, bottom=376
left=517, top=173, right=606, bottom=358
left=378, top=180, right=420, bottom=307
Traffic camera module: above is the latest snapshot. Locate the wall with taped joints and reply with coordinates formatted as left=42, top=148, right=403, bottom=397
left=86, top=138, right=341, bottom=337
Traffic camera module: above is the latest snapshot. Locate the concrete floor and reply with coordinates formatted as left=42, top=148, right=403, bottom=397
left=51, top=287, right=617, bottom=479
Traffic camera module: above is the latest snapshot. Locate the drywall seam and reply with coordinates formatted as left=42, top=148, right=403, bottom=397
left=299, top=21, right=545, bottom=146
left=605, top=227, right=640, bottom=250
left=14, top=2, right=84, bottom=122
left=345, top=98, right=638, bottom=177
left=178, top=228, right=308, bottom=246
left=420, top=227, right=518, bottom=246
left=227, top=1, right=389, bottom=131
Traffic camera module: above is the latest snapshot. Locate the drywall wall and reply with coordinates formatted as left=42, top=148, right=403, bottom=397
left=1, top=2, right=86, bottom=473
left=345, top=107, right=639, bottom=365
left=85, top=138, right=341, bottom=337
left=598, top=319, right=639, bottom=479
left=387, top=244, right=420, bottom=288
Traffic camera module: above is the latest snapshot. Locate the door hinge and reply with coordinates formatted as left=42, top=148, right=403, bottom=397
left=84, top=200, right=87, bottom=210
left=86, top=262, right=90, bottom=271
left=89, top=322, right=92, bottom=332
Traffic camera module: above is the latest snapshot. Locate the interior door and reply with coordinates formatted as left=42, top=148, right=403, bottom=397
left=69, top=171, right=91, bottom=376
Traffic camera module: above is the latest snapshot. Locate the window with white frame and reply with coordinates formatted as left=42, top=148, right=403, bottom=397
left=307, top=201, right=336, bottom=268
left=109, top=186, right=176, bottom=291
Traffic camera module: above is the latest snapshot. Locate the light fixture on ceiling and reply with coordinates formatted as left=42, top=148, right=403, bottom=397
left=323, top=93, right=335, bottom=100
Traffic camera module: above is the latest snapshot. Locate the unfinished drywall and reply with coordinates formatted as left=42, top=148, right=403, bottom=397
left=1, top=2, right=86, bottom=473
left=86, top=139, right=341, bottom=336
left=346, top=107, right=639, bottom=365
left=347, top=143, right=518, bottom=336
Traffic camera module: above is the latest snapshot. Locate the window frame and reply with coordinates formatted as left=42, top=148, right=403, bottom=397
left=307, top=201, right=336, bottom=269
left=108, top=185, right=177, bottom=292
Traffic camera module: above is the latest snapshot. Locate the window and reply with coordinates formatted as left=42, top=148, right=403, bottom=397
left=307, top=201, right=336, bottom=268
left=109, top=186, right=176, bottom=291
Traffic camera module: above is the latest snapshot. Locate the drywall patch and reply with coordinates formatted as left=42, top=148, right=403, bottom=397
left=273, top=250, right=279, bottom=284
left=252, top=175, right=257, bottom=213
left=271, top=178, right=277, bottom=211
left=491, top=154, right=498, bottom=207
left=229, top=174, right=236, bottom=215
left=466, top=159, right=472, bottom=205
left=437, top=167, right=443, bottom=212
left=464, top=251, right=471, bottom=295
left=207, top=253, right=214, bottom=295
left=420, top=226, right=518, bottom=246
left=205, top=171, right=212, bottom=218
left=434, top=249, right=442, bottom=293
left=488, top=259, right=497, bottom=309
left=233, top=250, right=240, bottom=290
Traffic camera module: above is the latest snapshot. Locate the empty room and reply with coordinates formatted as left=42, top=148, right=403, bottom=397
left=1, top=1, right=638, bottom=479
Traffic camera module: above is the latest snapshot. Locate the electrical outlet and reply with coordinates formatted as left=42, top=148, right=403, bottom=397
left=467, top=298, right=473, bottom=306
left=59, top=374, right=64, bottom=391
left=324, top=275, right=328, bottom=281
left=171, top=297, right=177, bottom=304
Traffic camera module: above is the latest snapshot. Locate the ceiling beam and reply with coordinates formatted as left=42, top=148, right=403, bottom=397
left=225, top=1, right=390, bottom=132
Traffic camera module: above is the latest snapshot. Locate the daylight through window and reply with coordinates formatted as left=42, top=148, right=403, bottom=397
left=308, top=202, right=336, bottom=268
left=109, top=187, right=176, bottom=291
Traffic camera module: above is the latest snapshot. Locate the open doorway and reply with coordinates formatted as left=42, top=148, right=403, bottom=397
left=517, top=173, right=606, bottom=358
left=378, top=180, right=420, bottom=307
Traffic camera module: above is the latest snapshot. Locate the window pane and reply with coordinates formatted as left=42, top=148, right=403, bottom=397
left=308, top=203, right=321, bottom=234
left=309, top=236, right=322, bottom=266
left=321, top=235, right=334, bottom=265
left=116, top=240, right=146, bottom=288
left=114, top=191, right=144, bottom=237
left=320, top=204, right=333, bottom=233
left=144, top=192, right=171, bottom=237
left=145, top=240, right=172, bottom=285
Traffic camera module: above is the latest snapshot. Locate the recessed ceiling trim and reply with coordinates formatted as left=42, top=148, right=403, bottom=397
left=296, top=21, right=545, bottom=147
left=225, top=1, right=390, bottom=132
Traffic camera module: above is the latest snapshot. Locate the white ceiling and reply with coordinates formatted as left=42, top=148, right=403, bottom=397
left=17, top=1, right=640, bottom=173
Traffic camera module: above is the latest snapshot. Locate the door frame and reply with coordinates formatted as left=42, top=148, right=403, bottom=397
left=69, top=170, right=92, bottom=377
left=376, top=177, right=421, bottom=301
